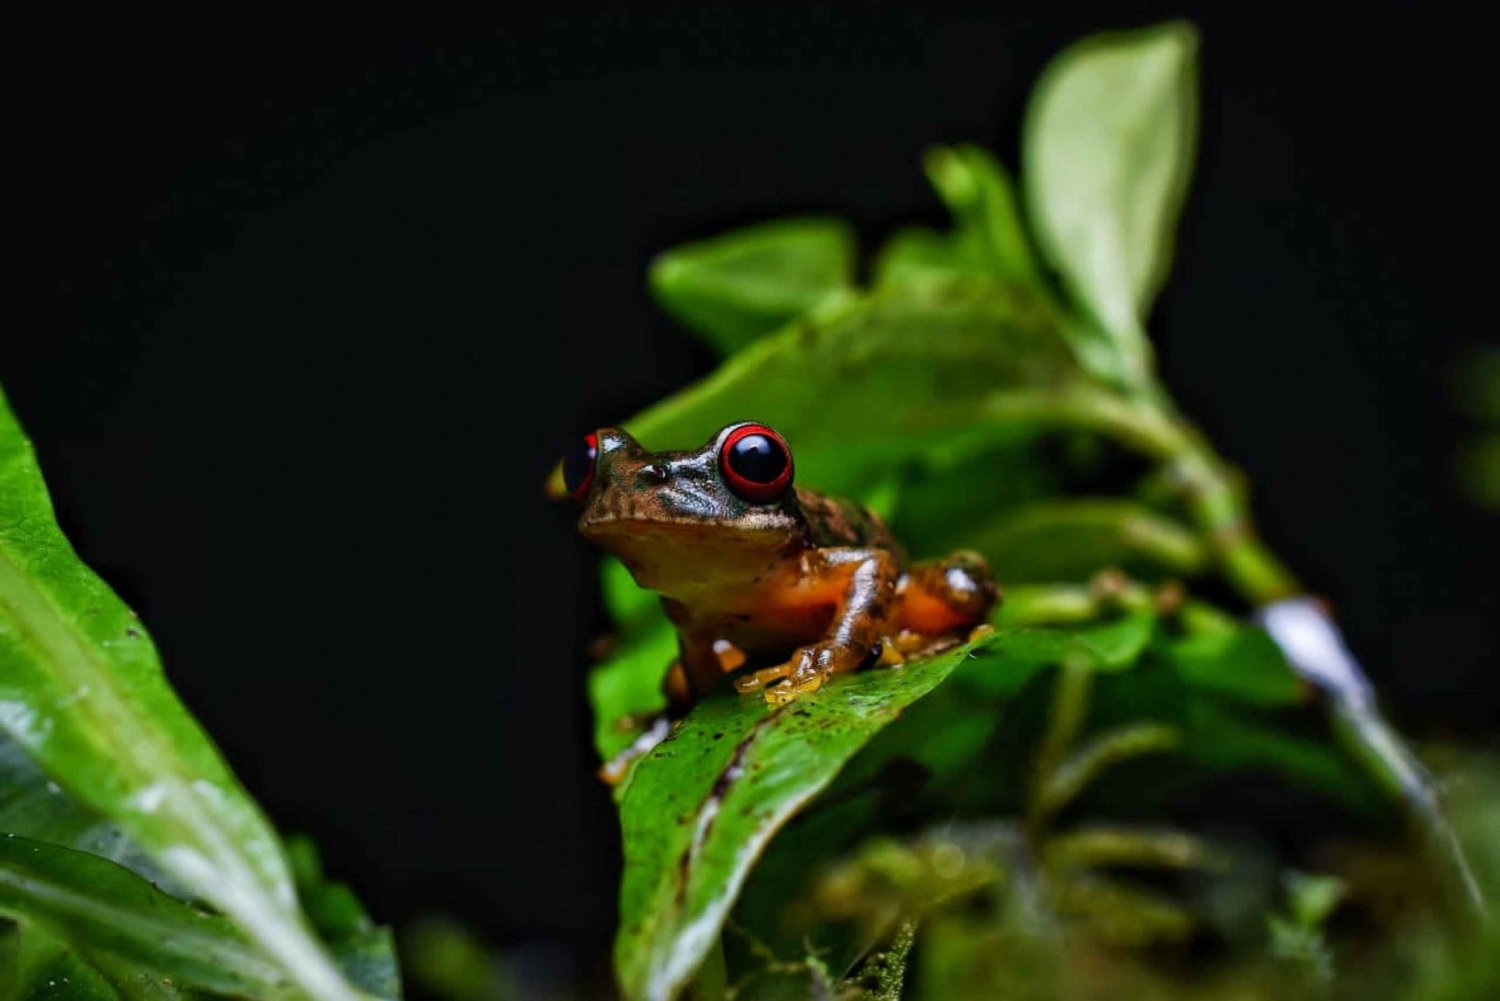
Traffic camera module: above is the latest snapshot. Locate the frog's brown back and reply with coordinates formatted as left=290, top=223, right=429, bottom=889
left=794, top=487, right=901, bottom=556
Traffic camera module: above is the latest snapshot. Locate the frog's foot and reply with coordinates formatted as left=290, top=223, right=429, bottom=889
left=734, top=641, right=869, bottom=705
left=732, top=662, right=796, bottom=695
left=597, top=715, right=673, bottom=786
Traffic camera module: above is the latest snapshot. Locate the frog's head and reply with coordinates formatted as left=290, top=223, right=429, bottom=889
left=564, top=422, right=806, bottom=594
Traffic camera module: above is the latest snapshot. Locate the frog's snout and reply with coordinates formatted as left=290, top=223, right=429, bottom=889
left=637, top=463, right=669, bottom=485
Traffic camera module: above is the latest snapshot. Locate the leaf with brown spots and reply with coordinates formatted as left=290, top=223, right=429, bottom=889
left=612, top=636, right=999, bottom=1001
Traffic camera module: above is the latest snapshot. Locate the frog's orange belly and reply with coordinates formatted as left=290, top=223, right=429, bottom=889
left=704, top=569, right=984, bottom=662
left=717, top=602, right=837, bottom=660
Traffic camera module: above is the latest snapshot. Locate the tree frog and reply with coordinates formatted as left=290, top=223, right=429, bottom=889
left=563, top=421, right=998, bottom=707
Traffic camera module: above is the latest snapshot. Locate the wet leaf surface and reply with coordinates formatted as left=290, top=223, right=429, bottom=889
left=0, top=389, right=380, bottom=1000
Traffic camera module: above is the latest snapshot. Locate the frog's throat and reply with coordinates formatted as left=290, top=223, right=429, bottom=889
left=583, top=518, right=800, bottom=594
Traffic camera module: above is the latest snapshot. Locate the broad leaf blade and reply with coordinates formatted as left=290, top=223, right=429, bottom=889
left=614, top=639, right=992, bottom=1001
left=0, top=738, right=177, bottom=893
left=0, top=733, right=399, bottom=999
left=0, top=389, right=364, bottom=1001
left=970, top=614, right=1159, bottom=694
left=0, top=836, right=294, bottom=1000
left=627, top=283, right=1077, bottom=496
left=964, top=498, right=1206, bottom=583
left=650, top=217, right=856, bottom=355
left=1163, top=627, right=1305, bottom=707
left=1023, top=21, right=1199, bottom=387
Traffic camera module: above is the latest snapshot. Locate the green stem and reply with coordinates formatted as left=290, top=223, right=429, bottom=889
left=977, top=381, right=1482, bottom=915
left=997, top=581, right=1237, bottom=632
left=1027, top=661, right=1092, bottom=841
left=975, top=386, right=1301, bottom=606
left=1168, top=447, right=1301, bottom=604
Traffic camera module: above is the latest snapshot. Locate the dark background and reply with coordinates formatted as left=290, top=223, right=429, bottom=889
left=6, top=4, right=1496, bottom=994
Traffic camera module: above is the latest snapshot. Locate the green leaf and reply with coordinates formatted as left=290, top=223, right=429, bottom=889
left=613, top=637, right=994, bottom=1001
left=965, top=498, right=1206, bottom=583
left=1163, top=627, right=1305, bottom=707
left=0, top=836, right=292, bottom=1000
left=286, top=838, right=400, bottom=1001
left=922, top=145, right=1041, bottom=285
left=0, top=739, right=176, bottom=895
left=600, top=557, right=665, bottom=637
left=1283, top=871, right=1344, bottom=929
left=969, top=615, right=1159, bottom=697
left=650, top=217, right=857, bottom=355
left=874, top=146, right=1040, bottom=293
left=587, top=620, right=676, bottom=762
left=2, top=926, right=126, bottom=1001
left=627, top=282, right=1077, bottom=496
left=0, top=388, right=365, bottom=1001
left=0, top=737, right=399, bottom=1000
left=887, top=448, right=1059, bottom=567
left=1183, top=697, right=1381, bottom=813
left=399, top=918, right=517, bottom=1001
left=1023, top=21, right=1199, bottom=387
left=871, top=227, right=988, bottom=290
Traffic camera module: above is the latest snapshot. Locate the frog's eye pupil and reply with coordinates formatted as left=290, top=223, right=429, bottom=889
left=564, top=432, right=599, bottom=501
left=720, top=423, right=793, bottom=503
left=728, top=434, right=786, bottom=482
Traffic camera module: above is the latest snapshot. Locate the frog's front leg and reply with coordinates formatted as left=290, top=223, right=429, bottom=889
left=738, top=548, right=900, bottom=704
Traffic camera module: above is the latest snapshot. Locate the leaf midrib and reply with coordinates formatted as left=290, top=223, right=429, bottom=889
left=0, top=540, right=241, bottom=872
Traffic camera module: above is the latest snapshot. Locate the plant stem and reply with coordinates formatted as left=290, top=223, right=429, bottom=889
left=1027, top=662, right=1092, bottom=842
left=977, top=383, right=1484, bottom=912
left=975, top=386, right=1301, bottom=606
left=1166, top=444, right=1301, bottom=604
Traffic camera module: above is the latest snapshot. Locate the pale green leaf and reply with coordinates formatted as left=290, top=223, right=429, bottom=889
left=650, top=217, right=856, bottom=356
left=1023, top=21, right=1199, bottom=387
left=627, top=283, right=1077, bottom=497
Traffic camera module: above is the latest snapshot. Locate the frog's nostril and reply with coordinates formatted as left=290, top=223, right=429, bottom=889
left=638, top=463, right=669, bottom=485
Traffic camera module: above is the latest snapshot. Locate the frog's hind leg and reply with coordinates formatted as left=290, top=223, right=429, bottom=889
left=897, top=549, right=999, bottom=636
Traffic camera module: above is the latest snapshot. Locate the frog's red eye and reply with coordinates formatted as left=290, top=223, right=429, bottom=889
left=719, top=423, right=793, bottom=503
left=563, top=432, right=599, bottom=502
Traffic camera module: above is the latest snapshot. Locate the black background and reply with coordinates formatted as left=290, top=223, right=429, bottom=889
left=6, top=4, right=1497, bottom=995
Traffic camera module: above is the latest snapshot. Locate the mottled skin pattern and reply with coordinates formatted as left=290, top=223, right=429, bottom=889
left=577, top=423, right=998, bottom=708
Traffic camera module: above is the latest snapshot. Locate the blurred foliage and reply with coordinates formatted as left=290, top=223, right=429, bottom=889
left=575, top=18, right=1495, bottom=1001
left=1453, top=345, right=1500, bottom=511
left=399, top=918, right=518, bottom=1001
